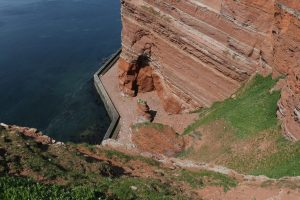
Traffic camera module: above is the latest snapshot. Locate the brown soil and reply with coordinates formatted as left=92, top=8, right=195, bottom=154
left=197, top=183, right=300, bottom=200
left=181, top=120, right=286, bottom=176
left=76, top=145, right=161, bottom=179
left=132, top=124, right=185, bottom=157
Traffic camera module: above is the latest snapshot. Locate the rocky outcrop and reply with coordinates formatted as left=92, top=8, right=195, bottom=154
left=119, top=0, right=300, bottom=139
left=136, top=99, right=152, bottom=122
left=118, top=56, right=155, bottom=96
left=0, top=123, right=56, bottom=144
left=273, top=2, right=300, bottom=140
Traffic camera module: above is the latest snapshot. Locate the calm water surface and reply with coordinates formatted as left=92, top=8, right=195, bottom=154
left=0, top=0, right=121, bottom=143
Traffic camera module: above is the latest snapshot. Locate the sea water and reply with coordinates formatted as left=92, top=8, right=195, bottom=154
left=0, top=0, right=121, bottom=143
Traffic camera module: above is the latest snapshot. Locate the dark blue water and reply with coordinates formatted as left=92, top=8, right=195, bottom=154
left=0, top=0, right=121, bottom=143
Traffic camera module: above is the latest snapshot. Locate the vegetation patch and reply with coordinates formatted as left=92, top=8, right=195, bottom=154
left=132, top=122, right=166, bottom=131
left=177, top=170, right=237, bottom=192
left=0, top=175, right=187, bottom=200
left=0, top=176, right=108, bottom=200
left=181, top=75, right=300, bottom=178
left=0, top=128, right=201, bottom=199
left=250, top=136, right=300, bottom=178
left=106, top=177, right=182, bottom=200
left=103, top=149, right=160, bottom=166
left=184, top=75, right=280, bottom=138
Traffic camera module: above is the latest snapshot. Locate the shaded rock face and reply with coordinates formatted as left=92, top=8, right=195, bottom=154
left=136, top=101, right=152, bottom=122
left=119, top=54, right=155, bottom=96
left=119, top=0, right=300, bottom=139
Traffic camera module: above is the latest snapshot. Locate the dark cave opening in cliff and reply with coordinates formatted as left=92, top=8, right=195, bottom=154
left=132, top=54, right=155, bottom=96
left=136, top=54, right=150, bottom=68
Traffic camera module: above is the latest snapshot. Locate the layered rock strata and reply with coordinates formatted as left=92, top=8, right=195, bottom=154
left=274, top=1, right=300, bottom=140
left=119, top=0, right=300, bottom=140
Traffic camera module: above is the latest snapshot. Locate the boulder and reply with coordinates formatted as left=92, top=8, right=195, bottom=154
left=136, top=99, right=153, bottom=123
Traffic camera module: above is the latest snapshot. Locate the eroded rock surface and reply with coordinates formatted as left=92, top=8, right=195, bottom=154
left=119, top=0, right=300, bottom=140
left=273, top=2, right=300, bottom=140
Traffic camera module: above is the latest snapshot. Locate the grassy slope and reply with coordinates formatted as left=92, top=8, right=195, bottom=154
left=183, top=75, right=300, bottom=178
left=177, top=170, right=237, bottom=192
left=0, top=128, right=181, bottom=200
left=0, top=175, right=186, bottom=200
left=0, top=176, right=108, bottom=200
left=185, top=75, right=280, bottom=137
left=0, top=128, right=237, bottom=200
left=0, top=171, right=237, bottom=200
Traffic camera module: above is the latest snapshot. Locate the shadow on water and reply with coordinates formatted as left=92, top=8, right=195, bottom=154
left=0, top=0, right=121, bottom=144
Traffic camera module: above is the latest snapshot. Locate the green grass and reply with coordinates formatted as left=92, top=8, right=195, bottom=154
left=0, top=176, right=108, bottom=200
left=177, top=170, right=237, bottom=192
left=0, top=175, right=187, bottom=200
left=250, top=137, right=300, bottom=178
left=1, top=125, right=243, bottom=199
left=181, top=75, right=300, bottom=178
left=176, top=146, right=194, bottom=158
left=219, top=129, right=300, bottom=178
left=107, top=177, right=184, bottom=200
left=1, top=129, right=188, bottom=199
left=132, top=122, right=167, bottom=131
left=103, top=149, right=160, bottom=166
left=184, top=75, right=281, bottom=138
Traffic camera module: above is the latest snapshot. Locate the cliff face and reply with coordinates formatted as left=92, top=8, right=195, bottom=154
left=273, top=1, right=300, bottom=140
left=119, top=0, right=300, bottom=140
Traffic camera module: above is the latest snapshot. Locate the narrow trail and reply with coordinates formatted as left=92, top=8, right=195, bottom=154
left=102, top=138, right=300, bottom=183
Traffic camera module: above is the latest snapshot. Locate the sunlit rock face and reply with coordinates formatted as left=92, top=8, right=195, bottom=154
left=274, top=1, right=300, bottom=140
left=119, top=0, right=300, bottom=139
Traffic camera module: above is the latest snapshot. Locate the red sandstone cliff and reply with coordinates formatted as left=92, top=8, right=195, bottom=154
left=118, top=0, right=300, bottom=140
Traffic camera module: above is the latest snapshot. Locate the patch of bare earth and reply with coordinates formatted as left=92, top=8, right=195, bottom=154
left=132, top=124, right=185, bottom=157
left=182, top=120, right=279, bottom=172
left=197, top=183, right=300, bottom=200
